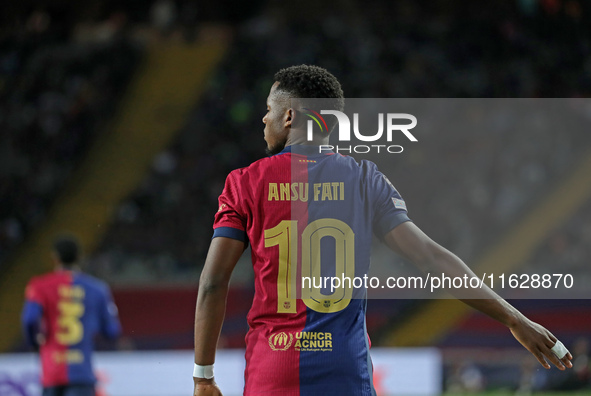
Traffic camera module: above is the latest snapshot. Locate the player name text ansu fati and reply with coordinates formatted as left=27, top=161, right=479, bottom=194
left=267, top=182, right=345, bottom=202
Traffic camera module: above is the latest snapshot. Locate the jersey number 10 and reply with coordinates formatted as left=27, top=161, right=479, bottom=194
left=264, top=219, right=355, bottom=314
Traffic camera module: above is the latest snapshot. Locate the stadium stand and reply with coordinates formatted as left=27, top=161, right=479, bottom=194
left=2, top=0, right=591, bottom=392
left=0, top=23, right=140, bottom=267
left=89, top=0, right=591, bottom=284
left=80, top=0, right=591, bottom=356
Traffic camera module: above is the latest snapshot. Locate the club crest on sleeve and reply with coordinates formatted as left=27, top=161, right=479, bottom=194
left=392, top=197, right=407, bottom=210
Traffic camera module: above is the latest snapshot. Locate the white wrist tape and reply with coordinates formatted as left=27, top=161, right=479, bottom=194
left=193, top=363, right=214, bottom=379
left=550, top=340, right=569, bottom=359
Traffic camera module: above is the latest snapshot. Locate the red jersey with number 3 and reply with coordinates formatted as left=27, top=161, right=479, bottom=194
left=22, top=271, right=121, bottom=387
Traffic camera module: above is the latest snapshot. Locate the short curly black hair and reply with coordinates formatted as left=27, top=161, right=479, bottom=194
left=53, top=235, right=80, bottom=266
left=274, top=65, right=345, bottom=112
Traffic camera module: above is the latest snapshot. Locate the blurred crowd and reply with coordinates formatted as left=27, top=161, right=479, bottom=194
left=86, top=0, right=591, bottom=283
left=0, top=8, right=141, bottom=265
left=527, top=197, right=591, bottom=289
left=0, top=0, right=265, bottom=270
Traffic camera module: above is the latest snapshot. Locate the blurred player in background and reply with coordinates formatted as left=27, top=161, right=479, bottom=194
left=21, top=235, right=121, bottom=396
left=193, top=65, right=572, bottom=396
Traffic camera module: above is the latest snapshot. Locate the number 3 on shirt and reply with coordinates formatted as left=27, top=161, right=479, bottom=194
left=56, top=287, right=85, bottom=345
left=264, top=219, right=355, bottom=314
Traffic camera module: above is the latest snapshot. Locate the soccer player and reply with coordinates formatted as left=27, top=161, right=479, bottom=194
left=21, top=235, right=121, bottom=396
left=193, top=65, right=573, bottom=396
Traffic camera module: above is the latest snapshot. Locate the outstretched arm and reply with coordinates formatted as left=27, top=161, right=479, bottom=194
left=194, top=237, right=245, bottom=396
left=384, top=221, right=573, bottom=370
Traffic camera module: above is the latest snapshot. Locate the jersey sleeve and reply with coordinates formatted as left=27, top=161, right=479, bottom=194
left=24, top=280, right=43, bottom=305
left=363, top=161, right=412, bottom=239
left=99, top=283, right=122, bottom=340
left=212, top=170, right=248, bottom=243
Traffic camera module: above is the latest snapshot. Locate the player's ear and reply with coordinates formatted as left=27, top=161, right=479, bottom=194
left=284, top=108, right=296, bottom=128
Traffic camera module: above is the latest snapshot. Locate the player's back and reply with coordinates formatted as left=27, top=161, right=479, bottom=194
left=24, top=270, right=120, bottom=387
left=215, top=145, right=410, bottom=395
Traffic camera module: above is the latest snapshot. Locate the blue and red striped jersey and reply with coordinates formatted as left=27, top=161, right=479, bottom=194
left=213, top=145, right=411, bottom=395
left=21, top=270, right=121, bottom=387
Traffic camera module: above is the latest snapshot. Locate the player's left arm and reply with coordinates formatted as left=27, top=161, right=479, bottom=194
left=194, top=236, right=245, bottom=396
left=384, top=221, right=573, bottom=371
left=99, top=285, right=122, bottom=341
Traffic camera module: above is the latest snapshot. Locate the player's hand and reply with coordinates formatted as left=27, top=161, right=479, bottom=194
left=193, top=378, right=223, bottom=396
left=509, top=316, right=573, bottom=370
left=36, top=333, right=46, bottom=345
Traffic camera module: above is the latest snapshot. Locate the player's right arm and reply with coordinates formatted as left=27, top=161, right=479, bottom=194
left=194, top=236, right=245, bottom=396
left=194, top=170, right=247, bottom=395
left=384, top=221, right=573, bottom=371
left=21, top=281, right=44, bottom=350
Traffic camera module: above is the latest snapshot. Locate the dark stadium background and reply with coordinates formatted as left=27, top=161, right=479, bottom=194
left=1, top=0, right=590, bottom=394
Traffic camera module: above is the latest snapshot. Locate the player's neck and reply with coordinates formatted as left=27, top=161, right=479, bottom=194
left=55, top=265, right=80, bottom=272
left=285, top=128, right=329, bottom=147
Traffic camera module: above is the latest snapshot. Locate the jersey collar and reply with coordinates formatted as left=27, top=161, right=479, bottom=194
left=279, top=145, right=334, bottom=156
